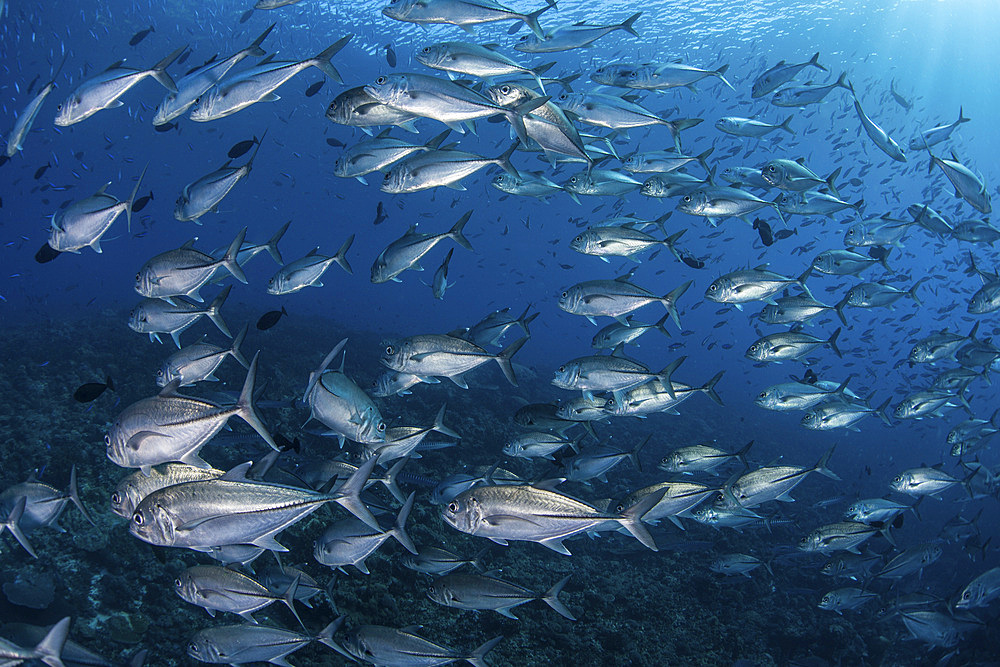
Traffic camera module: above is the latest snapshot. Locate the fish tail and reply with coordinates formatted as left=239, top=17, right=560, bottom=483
left=531, top=61, right=556, bottom=93
left=617, top=488, right=664, bottom=551
left=520, top=1, right=555, bottom=39
left=391, top=492, right=418, bottom=555
left=618, top=12, right=642, bottom=37
left=448, top=210, right=475, bottom=252
left=808, top=51, right=827, bottom=72
left=281, top=574, right=305, bottom=630
left=222, top=227, right=249, bottom=284
left=663, top=228, right=686, bottom=261
left=958, top=106, right=971, bottom=124
left=714, top=63, right=736, bottom=91
left=495, top=336, right=528, bottom=386
left=264, top=220, right=290, bottom=265
left=542, top=575, right=576, bottom=621
left=876, top=246, right=891, bottom=273
left=236, top=353, right=278, bottom=451
left=492, top=140, right=521, bottom=179
left=125, top=163, right=148, bottom=233
left=245, top=23, right=275, bottom=58
left=653, top=313, right=672, bottom=338
left=34, top=616, right=70, bottom=667
left=734, top=440, right=754, bottom=468
left=656, top=355, right=686, bottom=400
left=230, top=324, right=250, bottom=369
left=431, top=404, right=461, bottom=439
left=824, top=166, right=842, bottom=199
left=827, top=326, right=843, bottom=358
left=466, top=636, right=504, bottom=667
left=67, top=464, right=94, bottom=525
left=831, top=293, right=851, bottom=328
left=695, top=147, right=714, bottom=175
left=148, top=45, right=185, bottom=92
left=813, top=444, right=841, bottom=480
left=660, top=279, right=692, bottom=329
left=517, top=305, right=539, bottom=337
left=309, top=34, right=353, bottom=83
left=874, top=396, right=893, bottom=427
left=779, top=115, right=795, bottom=135
left=333, top=456, right=380, bottom=530
left=629, top=435, right=650, bottom=473
left=244, top=129, right=267, bottom=171
left=907, top=277, right=928, bottom=305
left=303, top=338, right=348, bottom=403
left=1, top=497, right=37, bottom=558
left=382, top=456, right=409, bottom=503
left=700, top=370, right=725, bottom=406
left=333, top=233, right=355, bottom=275
left=835, top=72, right=850, bottom=90
left=317, top=616, right=352, bottom=660
left=206, top=284, right=233, bottom=338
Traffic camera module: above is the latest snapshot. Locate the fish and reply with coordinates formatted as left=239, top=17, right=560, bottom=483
left=442, top=482, right=663, bottom=554
left=0, top=617, right=70, bottom=667
left=751, top=52, right=826, bottom=98
left=380, top=0, right=553, bottom=38
left=706, top=265, right=810, bottom=309
left=428, top=572, right=575, bottom=620
left=373, top=201, right=389, bottom=225
left=128, top=25, right=154, bottom=46
left=304, top=79, right=325, bottom=97
left=326, top=86, right=420, bottom=134
left=55, top=46, right=185, bottom=125
left=157, top=325, right=249, bottom=387
left=710, top=554, right=769, bottom=578
left=73, top=375, right=114, bottom=402
left=745, top=328, right=842, bottom=362
left=0, top=465, right=93, bottom=539
left=342, top=624, right=502, bottom=667
left=303, top=339, right=387, bottom=447
left=371, top=211, right=473, bottom=283
left=334, top=129, right=450, bottom=184
left=267, top=235, right=354, bottom=294
left=424, top=247, right=455, bottom=299
left=382, top=333, right=527, bottom=388
left=851, top=87, right=906, bottom=162
left=153, top=25, right=275, bottom=125
left=955, top=567, right=1000, bottom=608
left=130, top=457, right=380, bottom=550
left=111, top=463, right=225, bottom=519
left=716, top=116, right=794, bottom=138
left=514, top=12, right=641, bottom=53
left=256, top=306, right=288, bottom=330
left=416, top=41, right=555, bottom=90
left=227, top=136, right=260, bottom=159
left=817, top=588, right=878, bottom=614
left=771, top=73, right=851, bottom=107
left=926, top=148, right=991, bottom=214
left=6, top=61, right=63, bottom=157
left=314, top=493, right=417, bottom=573
left=558, top=273, right=691, bottom=327
left=132, top=191, right=154, bottom=213
left=128, top=284, right=233, bottom=347
left=553, top=354, right=684, bottom=400
left=659, top=441, right=752, bottom=475
left=678, top=186, right=784, bottom=226
left=592, top=61, right=735, bottom=92
left=107, top=354, right=277, bottom=474
left=174, top=564, right=303, bottom=625
left=402, top=546, right=482, bottom=576
left=48, top=165, right=147, bottom=253
left=136, top=228, right=248, bottom=301
left=385, top=43, right=397, bottom=67
left=174, top=136, right=265, bottom=222
left=908, top=107, right=970, bottom=150
left=187, top=621, right=342, bottom=665
left=190, top=36, right=352, bottom=121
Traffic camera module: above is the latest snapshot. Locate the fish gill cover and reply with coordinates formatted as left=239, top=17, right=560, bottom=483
left=0, top=0, right=999, bottom=664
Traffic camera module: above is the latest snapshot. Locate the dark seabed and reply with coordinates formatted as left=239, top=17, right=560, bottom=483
left=2, top=0, right=1000, bottom=665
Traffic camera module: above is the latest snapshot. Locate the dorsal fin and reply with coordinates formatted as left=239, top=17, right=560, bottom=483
left=158, top=379, right=183, bottom=398
left=220, top=461, right=254, bottom=482
left=180, top=238, right=197, bottom=250
left=105, top=59, right=126, bottom=71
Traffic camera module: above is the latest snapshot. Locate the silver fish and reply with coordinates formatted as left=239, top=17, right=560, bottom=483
left=267, top=235, right=354, bottom=294
left=128, top=284, right=232, bottom=347
left=48, top=165, right=146, bottom=253
left=428, top=572, right=575, bottom=620
left=157, top=326, right=249, bottom=387
left=371, top=211, right=473, bottom=283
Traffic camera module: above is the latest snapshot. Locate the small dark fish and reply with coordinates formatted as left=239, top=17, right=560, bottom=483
left=34, top=162, right=51, bottom=180
left=773, top=228, right=797, bottom=240
left=256, top=306, right=288, bottom=331
left=132, top=191, right=154, bottom=213
left=26, top=74, right=40, bottom=95
left=325, top=137, right=345, bottom=148
left=74, top=376, right=114, bottom=403
left=803, top=369, right=818, bottom=384
left=129, top=25, right=154, bottom=46
left=373, top=201, right=388, bottom=226
left=681, top=254, right=705, bottom=269
left=559, top=263, right=573, bottom=269
left=153, top=122, right=178, bottom=133
left=239, top=8, right=255, bottom=23
left=178, top=48, right=192, bottom=64
left=752, top=218, right=774, bottom=246
left=385, top=43, right=396, bottom=67
left=305, top=80, right=325, bottom=97
left=35, top=243, right=61, bottom=263
left=228, top=136, right=259, bottom=159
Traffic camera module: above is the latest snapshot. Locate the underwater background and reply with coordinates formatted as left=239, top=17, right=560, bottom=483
left=1, top=0, right=1000, bottom=664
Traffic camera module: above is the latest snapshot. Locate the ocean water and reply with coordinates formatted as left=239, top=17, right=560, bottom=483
left=1, top=0, right=999, bottom=664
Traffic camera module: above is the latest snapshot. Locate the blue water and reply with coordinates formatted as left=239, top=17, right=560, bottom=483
left=2, top=0, right=999, bottom=664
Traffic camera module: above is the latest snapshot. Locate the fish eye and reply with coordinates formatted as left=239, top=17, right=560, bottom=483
left=111, top=492, right=121, bottom=504
left=758, top=392, right=766, bottom=399
left=560, top=291, right=568, bottom=298
left=421, top=47, right=430, bottom=53
left=750, top=344, right=758, bottom=351
left=377, top=422, right=386, bottom=432
left=132, top=511, right=144, bottom=525
left=104, top=434, right=111, bottom=445
left=767, top=165, right=776, bottom=172
left=683, top=196, right=691, bottom=203
left=607, top=398, right=616, bottom=406
left=385, top=345, right=394, bottom=355
left=558, top=366, right=566, bottom=373
left=447, top=501, right=458, bottom=513
left=708, top=284, right=717, bottom=291
left=615, top=503, right=625, bottom=512
left=375, top=76, right=387, bottom=85
left=500, top=85, right=510, bottom=94
left=135, top=273, right=141, bottom=281
left=629, top=71, right=637, bottom=79
left=569, top=177, right=577, bottom=184
left=189, top=643, right=199, bottom=653
left=174, top=578, right=182, bottom=587
left=963, top=591, right=970, bottom=600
